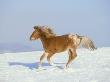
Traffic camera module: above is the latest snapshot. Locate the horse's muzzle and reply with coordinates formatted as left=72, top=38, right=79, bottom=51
left=30, top=37, right=35, bottom=40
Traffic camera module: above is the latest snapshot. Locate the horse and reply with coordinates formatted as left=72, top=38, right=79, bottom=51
left=30, top=25, right=96, bottom=68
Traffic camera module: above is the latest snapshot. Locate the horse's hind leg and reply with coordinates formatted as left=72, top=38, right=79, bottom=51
left=66, top=50, right=72, bottom=68
left=40, top=52, right=48, bottom=67
left=66, top=49, right=77, bottom=68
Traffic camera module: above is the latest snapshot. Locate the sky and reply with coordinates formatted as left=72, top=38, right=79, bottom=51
left=0, top=0, right=110, bottom=50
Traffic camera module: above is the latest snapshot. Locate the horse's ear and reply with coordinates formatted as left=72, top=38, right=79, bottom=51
left=34, top=26, right=40, bottom=29
left=34, top=26, right=37, bottom=29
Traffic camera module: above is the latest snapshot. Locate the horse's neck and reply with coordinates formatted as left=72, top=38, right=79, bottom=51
left=40, top=36, right=48, bottom=49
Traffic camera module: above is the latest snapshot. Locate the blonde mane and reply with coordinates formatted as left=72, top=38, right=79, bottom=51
left=33, top=25, right=56, bottom=38
left=41, top=26, right=56, bottom=38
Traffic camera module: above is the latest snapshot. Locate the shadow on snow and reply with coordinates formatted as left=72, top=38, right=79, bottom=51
left=8, top=62, right=50, bottom=69
left=8, top=62, right=64, bottom=69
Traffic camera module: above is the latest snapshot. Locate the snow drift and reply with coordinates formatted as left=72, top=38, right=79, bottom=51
left=0, top=48, right=110, bottom=82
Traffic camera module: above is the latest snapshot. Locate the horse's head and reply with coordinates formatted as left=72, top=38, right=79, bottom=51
left=30, top=25, right=43, bottom=40
left=30, top=25, right=56, bottom=40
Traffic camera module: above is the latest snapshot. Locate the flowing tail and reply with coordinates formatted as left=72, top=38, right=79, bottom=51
left=76, top=35, right=97, bottom=50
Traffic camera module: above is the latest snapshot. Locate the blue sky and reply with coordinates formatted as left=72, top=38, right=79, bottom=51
left=0, top=0, right=110, bottom=50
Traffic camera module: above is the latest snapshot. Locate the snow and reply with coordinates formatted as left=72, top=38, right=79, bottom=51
left=0, top=48, right=110, bottom=82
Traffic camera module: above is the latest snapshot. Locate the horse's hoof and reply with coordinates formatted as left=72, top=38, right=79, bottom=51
left=38, top=65, right=42, bottom=69
left=64, top=65, right=69, bottom=69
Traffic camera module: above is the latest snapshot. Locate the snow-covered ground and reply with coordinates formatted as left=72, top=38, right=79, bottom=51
left=0, top=47, right=110, bottom=82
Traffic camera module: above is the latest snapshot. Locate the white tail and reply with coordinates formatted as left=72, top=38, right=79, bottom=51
left=75, top=35, right=97, bottom=50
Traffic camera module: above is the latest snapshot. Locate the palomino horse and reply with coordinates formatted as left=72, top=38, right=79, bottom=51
left=30, top=25, right=96, bottom=68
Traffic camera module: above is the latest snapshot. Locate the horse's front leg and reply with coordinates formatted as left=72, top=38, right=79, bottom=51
left=47, top=53, right=56, bottom=66
left=39, top=52, right=48, bottom=67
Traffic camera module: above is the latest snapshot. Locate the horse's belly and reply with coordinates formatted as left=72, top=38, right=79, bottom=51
left=55, top=45, right=69, bottom=53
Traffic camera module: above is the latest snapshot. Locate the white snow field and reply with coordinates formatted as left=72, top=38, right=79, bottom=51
left=0, top=47, right=110, bottom=82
